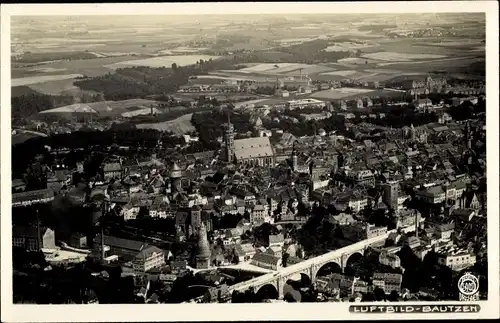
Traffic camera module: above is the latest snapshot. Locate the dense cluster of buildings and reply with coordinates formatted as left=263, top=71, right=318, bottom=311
left=12, top=66, right=487, bottom=304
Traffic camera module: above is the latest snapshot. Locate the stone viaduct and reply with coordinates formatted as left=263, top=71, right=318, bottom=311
left=228, top=227, right=414, bottom=299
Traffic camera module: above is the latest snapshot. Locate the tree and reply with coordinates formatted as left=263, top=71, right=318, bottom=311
left=388, top=290, right=399, bottom=301
left=362, top=292, right=376, bottom=302
left=374, top=287, right=386, bottom=301
left=282, top=252, right=290, bottom=268
left=284, top=292, right=298, bottom=302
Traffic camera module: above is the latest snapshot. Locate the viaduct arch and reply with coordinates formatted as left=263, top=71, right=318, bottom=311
left=227, top=229, right=412, bottom=300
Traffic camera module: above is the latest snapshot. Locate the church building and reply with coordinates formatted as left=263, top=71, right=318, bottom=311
left=223, top=117, right=275, bottom=166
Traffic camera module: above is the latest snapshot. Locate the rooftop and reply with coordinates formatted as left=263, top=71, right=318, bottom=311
left=234, top=136, right=274, bottom=160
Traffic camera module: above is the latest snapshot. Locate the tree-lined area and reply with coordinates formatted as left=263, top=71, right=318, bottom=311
left=11, top=128, right=184, bottom=176
left=74, top=58, right=243, bottom=101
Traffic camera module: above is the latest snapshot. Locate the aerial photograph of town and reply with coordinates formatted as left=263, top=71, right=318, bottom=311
left=9, top=12, right=488, bottom=305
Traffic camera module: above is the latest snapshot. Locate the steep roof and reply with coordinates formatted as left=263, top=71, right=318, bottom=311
left=12, top=188, right=54, bottom=203
left=251, top=252, right=280, bottom=265
left=134, top=245, right=164, bottom=261
left=234, top=137, right=274, bottom=160
left=94, top=234, right=147, bottom=252
left=40, top=103, right=98, bottom=114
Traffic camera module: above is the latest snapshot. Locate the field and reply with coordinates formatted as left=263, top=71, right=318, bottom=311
left=105, top=55, right=220, bottom=69
left=157, top=47, right=209, bottom=55
left=379, top=56, right=485, bottom=71
left=12, top=74, right=84, bottom=87
left=424, top=40, right=484, bottom=48
left=11, top=56, right=152, bottom=78
left=320, top=70, right=359, bottom=77
left=235, top=63, right=338, bottom=78
left=29, top=67, right=68, bottom=73
left=12, top=51, right=99, bottom=63
left=324, top=42, right=374, bottom=52
left=27, top=79, right=85, bottom=96
left=310, top=88, right=375, bottom=100
left=361, top=52, right=447, bottom=62
left=283, top=65, right=337, bottom=76
left=11, top=86, right=39, bottom=97
left=208, top=71, right=279, bottom=82
left=238, top=63, right=303, bottom=73
left=136, top=113, right=195, bottom=135
left=310, top=87, right=406, bottom=101
left=337, top=57, right=382, bottom=65
left=11, top=17, right=485, bottom=113
left=87, top=99, right=163, bottom=116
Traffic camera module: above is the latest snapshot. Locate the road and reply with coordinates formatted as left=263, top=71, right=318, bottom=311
left=187, top=262, right=276, bottom=275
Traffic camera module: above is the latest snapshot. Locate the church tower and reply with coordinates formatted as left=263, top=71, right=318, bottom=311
left=224, top=114, right=235, bottom=163
left=170, top=162, right=183, bottom=195
left=195, top=222, right=211, bottom=269
left=291, top=142, right=298, bottom=172
left=465, top=122, right=472, bottom=149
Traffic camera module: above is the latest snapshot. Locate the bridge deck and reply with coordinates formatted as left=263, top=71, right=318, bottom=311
left=228, top=226, right=415, bottom=292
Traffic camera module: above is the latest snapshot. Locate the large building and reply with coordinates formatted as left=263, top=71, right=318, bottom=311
left=388, top=75, right=447, bottom=94
left=38, top=103, right=99, bottom=122
left=170, top=162, right=183, bottom=195
left=13, top=225, right=56, bottom=252
left=233, top=136, right=275, bottom=167
left=132, top=245, right=166, bottom=275
left=93, top=234, right=148, bottom=260
left=287, top=98, right=326, bottom=110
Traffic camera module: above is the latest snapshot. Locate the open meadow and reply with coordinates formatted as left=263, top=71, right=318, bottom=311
left=310, top=87, right=406, bottom=101
left=11, top=55, right=152, bottom=78
left=233, top=63, right=338, bottom=78
left=87, top=99, right=164, bottom=117
left=323, top=41, right=375, bottom=52
left=361, top=52, right=448, bottom=62
left=12, top=74, right=84, bottom=87
left=310, top=88, right=375, bottom=100
left=27, top=79, right=89, bottom=96
left=135, top=113, right=195, bottom=135
left=104, top=55, right=221, bottom=69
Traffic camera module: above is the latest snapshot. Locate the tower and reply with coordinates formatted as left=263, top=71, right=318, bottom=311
left=291, top=142, right=298, bottom=172
left=224, top=114, right=235, bottom=163
left=410, top=124, right=416, bottom=141
left=195, top=222, right=211, bottom=269
left=170, top=162, right=183, bottom=195
left=425, top=75, right=432, bottom=89
left=465, top=122, right=472, bottom=149
left=383, top=181, right=399, bottom=211
left=190, top=205, right=202, bottom=233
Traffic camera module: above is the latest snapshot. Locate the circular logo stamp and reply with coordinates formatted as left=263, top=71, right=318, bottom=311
left=458, top=272, right=479, bottom=296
